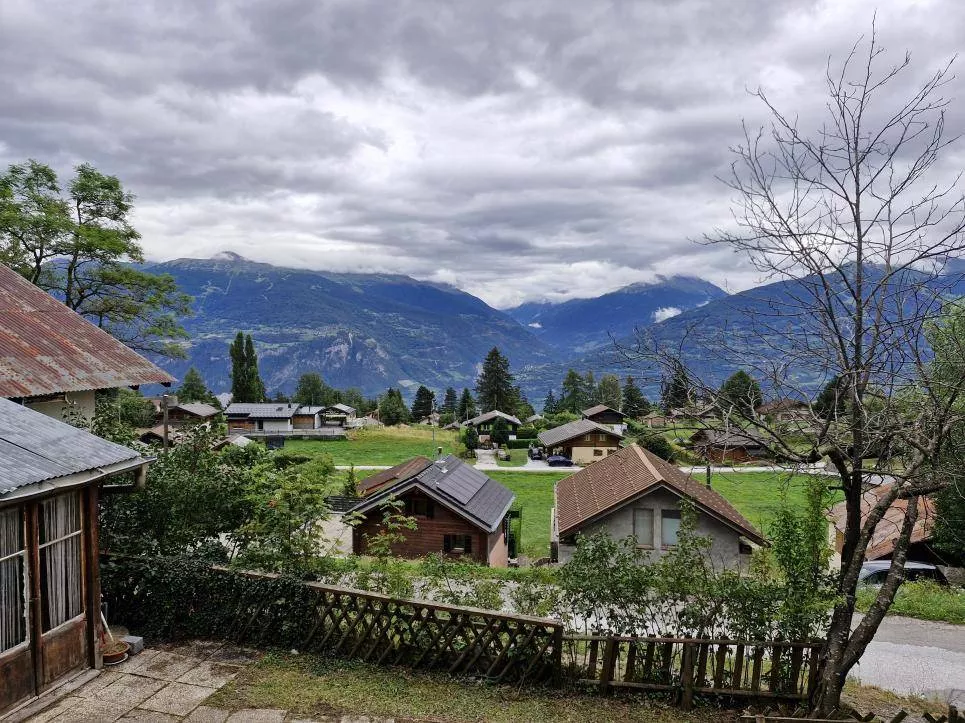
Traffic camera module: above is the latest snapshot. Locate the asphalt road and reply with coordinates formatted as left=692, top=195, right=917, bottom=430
left=851, top=614, right=965, bottom=706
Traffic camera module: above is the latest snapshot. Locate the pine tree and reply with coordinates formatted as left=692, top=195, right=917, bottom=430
left=410, top=385, right=435, bottom=420
left=583, top=371, right=598, bottom=407
left=178, top=367, right=214, bottom=404
left=542, top=389, right=559, bottom=415
left=229, top=332, right=266, bottom=403
left=244, top=335, right=266, bottom=402
left=475, top=347, right=515, bottom=412
left=379, top=388, right=409, bottom=425
left=597, top=374, right=622, bottom=410
left=718, top=370, right=763, bottom=415
left=442, top=387, right=458, bottom=415
left=560, top=369, right=586, bottom=413
left=621, top=376, right=650, bottom=419
left=456, top=388, right=477, bottom=421
left=514, top=387, right=535, bottom=420
left=660, top=363, right=691, bottom=413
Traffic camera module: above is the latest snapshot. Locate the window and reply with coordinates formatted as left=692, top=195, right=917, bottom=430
left=39, top=493, right=83, bottom=632
left=593, top=449, right=604, bottom=457
left=632, top=508, right=654, bottom=547
left=584, top=434, right=592, bottom=441
left=405, top=498, right=434, bottom=518
left=661, top=509, right=681, bottom=547
left=443, top=534, right=473, bottom=554
left=0, top=506, right=27, bottom=653
left=598, top=433, right=607, bottom=441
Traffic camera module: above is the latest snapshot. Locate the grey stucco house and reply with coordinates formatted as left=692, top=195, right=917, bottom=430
left=551, top=444, right=766, bottom=568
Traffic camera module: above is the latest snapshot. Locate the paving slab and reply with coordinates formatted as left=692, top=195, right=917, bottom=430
left=93, top=675, right=168, bottom=707
left=139, top=683, right=218, bottom=717
left=182, top=706, right=230, bottom=723
left=176, top=661, right=241, bottom=688
left=160, top=641, right=225, bottom=660
left=224, top=710, right=286, bottom=722
left=45, top=695, right=131, bottom=723
left=126, top=652, right=203, bottom=682
left=118, top=710, right=181, bottom=722
left=72, top=670, right=125, bottom=698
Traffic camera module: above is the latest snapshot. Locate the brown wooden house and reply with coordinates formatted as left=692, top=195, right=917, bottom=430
left=537, top=418, right=623, bottom=464
left=0, top=398, right=152, bottom=716
left=162, top=402, right=220, bottom=427
left=350, top=456, right=516, bottom=567
left=689, top=428, right=769, bottom=464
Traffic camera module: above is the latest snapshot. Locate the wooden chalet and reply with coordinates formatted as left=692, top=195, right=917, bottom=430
left=689, top=428, right=768, bottom=464
left=0, top=265, right=175, bottom=421
left=465, top=410, right=522, bottom=439
left=0, top=398, right=152, bottom=715
left=537, top=418, right=623, bottom=464
left=224, top=403, right=299, bottom=434
left=320, top=404, right=356, bottom=427
left=581, top=404, right=627, bottom=433
left=161, top=402, right=220, bottom=427
left=350, top=456, right=516, bottom=567
left=755, top=399, right=811, bottom=424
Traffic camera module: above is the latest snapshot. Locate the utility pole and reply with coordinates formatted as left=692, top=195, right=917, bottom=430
left=161, top=393, right=178, bottom=454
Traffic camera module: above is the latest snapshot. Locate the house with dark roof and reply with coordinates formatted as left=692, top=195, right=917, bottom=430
left=0, top=264, right=175, bottom=421
left=465, top=410, right=522, bottom=440
left=827, top=486, right=941, bottom=567
left=320, top=403, right=357, bottom=427
left=551, top=444, right=766, bottom=568
left=537, top=418, right=623, bottom=465
left=0, top=397, right=153, bottom=715
left=163, top=402, right=220, bottom=427
left=689, top=428, right=769, bottom=464
left=224, top=403, right=300, bottom=433
left=582, top=404, right=627, bottom=433
left=349, top=455, right=516, bottom=567
left=755, top=399, right=811, bottom=424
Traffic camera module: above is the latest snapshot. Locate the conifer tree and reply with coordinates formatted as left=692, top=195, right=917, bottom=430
left=456, top=388, right=477, bottom=421
left=410, top=385, right=435, bottom=421
left=542, top=389, right=559, bottom=414
left=442, top=387, right=458, bottom=415
left=597, top=374, right=622, bottom=410
left=178, top=367, right=216, bottom=405
left=475, top=347, right=515, bottom=412
left=621, top=376, right=650, bottom=419
left=229, top=332, right=266, bottom=403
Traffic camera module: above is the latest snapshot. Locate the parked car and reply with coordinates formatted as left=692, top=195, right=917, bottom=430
left=858, top=560, right=947, bottom=586
left=528, top=446, right=544, bottom=460
left=546, top=455, right=573, bottom=467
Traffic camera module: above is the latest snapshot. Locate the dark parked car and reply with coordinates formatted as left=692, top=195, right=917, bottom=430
left=546, top=455, right=573, bottom=467
left=528, top=446, right=544, bottom=460
left=858, top=560, right=947, bottom=586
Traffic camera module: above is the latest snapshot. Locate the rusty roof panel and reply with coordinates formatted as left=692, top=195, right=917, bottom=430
left=0, top=265, right=175, bottom=397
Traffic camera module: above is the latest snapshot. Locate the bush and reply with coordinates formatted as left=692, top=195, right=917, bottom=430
left=856, top=580, right=965, bottom=624
left=515, top=428, right=538, bottom=440
left=506, top=439, right=535, bottom=450
left=638, top=434, right=675, bottom=462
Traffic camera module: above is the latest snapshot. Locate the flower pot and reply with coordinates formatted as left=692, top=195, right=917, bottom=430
left=102, top=640, right=130, bottom=666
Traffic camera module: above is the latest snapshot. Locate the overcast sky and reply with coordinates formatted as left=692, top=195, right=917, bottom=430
left=2, top=0, right=964, bottom=308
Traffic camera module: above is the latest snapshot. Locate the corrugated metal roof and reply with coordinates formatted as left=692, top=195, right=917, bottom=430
left=554, top=444, right=765, bottom=544
left=538, top=418, right=623, bottom=448
left=225, top=403, right=299, bottom=419
left=0, top=265, right=176, bottom=397
left=0, top=397, right=145, bottom=495
left=351, top=455, right=515, bottom=532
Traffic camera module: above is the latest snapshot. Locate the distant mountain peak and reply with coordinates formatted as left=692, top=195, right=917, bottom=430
left=209, top=250, right=247, bottom=262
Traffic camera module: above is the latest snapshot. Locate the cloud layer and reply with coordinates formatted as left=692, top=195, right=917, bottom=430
left=2, top=0, right=964, bottom=307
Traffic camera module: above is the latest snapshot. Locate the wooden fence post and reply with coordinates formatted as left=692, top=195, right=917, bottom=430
left=599, top=639, right=619, bottom=696
left=552, top=625, right=563, bottom=688
left=680, top=641, right=695, bottom=711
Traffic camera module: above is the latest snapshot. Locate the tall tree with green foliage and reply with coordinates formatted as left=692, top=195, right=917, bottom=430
left=813, top=375, right=848, bottom=420
left=442, top=387, right=458, bottom=415
left=379, top=388, right=409, bottom=426
left=410, top=385, right=435, bottom=420
left=229, top=332, right=265, bottom=403
left=560, top=369, right=587, bottom=413
left=178, top=367, right=217, bottom=405
left=0, top=160, right=191, bottom=357
left=718, top=370, right=763, bottom=415
left=293, top=372, right=330, bottom=406
left=475, top=347, right=515, bottom=412
left=621, top=376, right=650, bottom=419
left=659, top=363, right=691, bottom=413
left=542, top=389, right=559, bottom=415
left=456, top=388, right=476, bottom=421
left=597, top=374, right=622, bottom=410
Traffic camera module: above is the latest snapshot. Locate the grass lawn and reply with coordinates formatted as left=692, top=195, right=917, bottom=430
left=208, top=652, right=731, bottom=722
left=495, top=453, right=529, bottom=467
left=283, top=426, right=460, bottom=466
left=857, top=581, right=965, bottom=625
left=487, top=471, right=571, bottom=559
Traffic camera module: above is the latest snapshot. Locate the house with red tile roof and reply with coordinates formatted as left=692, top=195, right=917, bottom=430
left=551, top=443, right=766, bottom=567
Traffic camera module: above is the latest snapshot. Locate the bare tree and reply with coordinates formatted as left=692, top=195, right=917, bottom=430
left=624, top=32, right=965, bottom=715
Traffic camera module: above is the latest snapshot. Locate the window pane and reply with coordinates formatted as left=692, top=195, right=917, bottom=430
left=661, top=509, right=681, bottom=546
left=40, top=493, right=84, bottom=631
left=40, top=493, right=81, bottom=544
left=633, top=509, right=654, bottom=546
left=0, top=507, right=27, bottom=652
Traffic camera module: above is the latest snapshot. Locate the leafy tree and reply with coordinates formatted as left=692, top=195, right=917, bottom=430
left=178, top=367, right=217, bottom=405
left=659, top=363, right=690, bottom=413
left=410, top=385, right=435, bottom=420
left=116, top=388, right=157, bottom=428
left=560, top=369, right=587, bottom=413
left=583, top=371, right=599, bottom=407
left=638, top=434, right=674, bottom=462
left=456, top=387, right=477, bottom=421
left=379, top=388, right=409, bottom=425
left=270, top=391, right=290, bottom=403
left=597, top=374, right=622, bottom=410
left=442, top=387, right=458, bottom=415
left=229, top=332, right=266, bottom=403
left=475, top=347, right=515, bottom=412
left=0, top=160, right=191, bottom=357
left=293, top=372, right=329, bottom=406
left=813, top=375, right=848, bottom=420
left=622, top=376, right=650, bottom=419
left=513, top=387, right=535, bottom=420
left=490, top=417, right=510, bottom=446
left=341, top=388, right=370, bottom=414
left=718, top=370, right=763, bottom=415
left=542, top=389, right=559, bottom=415
left=461, top=425, right=479, bottom=454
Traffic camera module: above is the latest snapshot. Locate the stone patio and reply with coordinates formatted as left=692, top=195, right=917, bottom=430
left=9, top=642, right=393, bottom=723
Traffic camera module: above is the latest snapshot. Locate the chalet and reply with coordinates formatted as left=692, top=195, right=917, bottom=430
left=0, top=264, right=174, bottom=420
left=551, top=444, right=766, bottom=567
left=755, top=399, right=811, bottom=424
left=643, top=411, right=671, bottom=428
left=582, top=404, right=627, bottom=433
left=162, top=402, right=220, bottom=427
left=827, top=486, right=941, bottom=567
left=292, top=406, right=323, bottom=430
left=465, top=410, right=522, bottom=440
left=350, top=455, right=516, bottom=567
left=0, top=398, right=153, bottom=715
left=320, top=403, right=357, bottom=427
left=224, top=403, right=299, bottom=434
left=689, top=428, right=768, bottom=464
left=537, top=418, right=623, bottom=465
left=524, top=414, right=543, bottom=425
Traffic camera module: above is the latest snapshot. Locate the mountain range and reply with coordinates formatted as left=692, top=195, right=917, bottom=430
left=144, top=254, right=728, bottom=399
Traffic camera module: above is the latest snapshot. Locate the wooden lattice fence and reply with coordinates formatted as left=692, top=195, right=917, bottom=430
left=102, top=558, right=562, bottom=685
left=563, top=634, right=824, bottom=709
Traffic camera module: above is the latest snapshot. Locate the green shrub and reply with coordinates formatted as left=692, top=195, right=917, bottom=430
left=856, top=580, right=965, bottom=624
